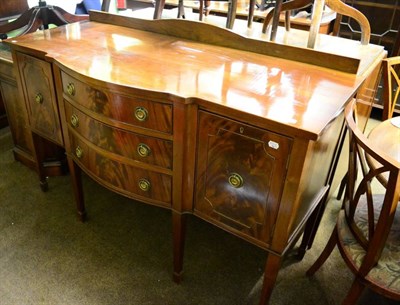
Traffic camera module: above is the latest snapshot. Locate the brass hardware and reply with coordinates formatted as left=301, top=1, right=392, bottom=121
left=75, top=146, right=83, bottom=159
left=138, top=178, right=151, bottom=191
left=228, top=173, right=244, bottom=188
left=137, top=143, right=151, bottom=157
left=35, top=93, right=43, bottom=104
left=134, top=107, right=148, bottom=122
left=268, top=140, right=279, bottom=150
left=71, top=114, right=79, bottom=128
left=67, top=82, right=75, bottom=96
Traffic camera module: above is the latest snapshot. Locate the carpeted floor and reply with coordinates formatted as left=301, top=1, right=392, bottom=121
left=0, top=125, right=397, bottom=305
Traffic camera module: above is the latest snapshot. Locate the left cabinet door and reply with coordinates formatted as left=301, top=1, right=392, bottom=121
left=16, top=52, right=63, bottom=145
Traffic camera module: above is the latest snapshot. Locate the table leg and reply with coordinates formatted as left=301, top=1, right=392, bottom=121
left=32, top=132, right=48, bottom=192
left=172, top=211, right=187, bottom=283
left=259, top=253, right=282, bottom=305
left=68, top=158, right=86, bottom=222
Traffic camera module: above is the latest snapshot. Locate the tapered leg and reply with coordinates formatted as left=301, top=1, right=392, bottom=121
left=153, top=0, right=166, bottom=19
left=259, top=253, right=282, bottom=305
left=270, top=0, right=283, bottom=41
left=67, top=157, right=86, bottom=222
left=226, top=0, right=237, bottom=29
left=32, top=132, right=48, bottom=192
left=306, top=225, right=338, bottom=276
left=247, top=0, right=256, bottom=28
left=172, top=211, right=187, bottom=283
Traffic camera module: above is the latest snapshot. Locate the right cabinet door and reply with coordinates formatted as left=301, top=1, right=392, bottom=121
left=194, top=111, right=293, bottom=248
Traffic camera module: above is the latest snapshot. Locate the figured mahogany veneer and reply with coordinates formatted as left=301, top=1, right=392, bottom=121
left=195, top=111, right=293, bottom=248
left=4, top=11, right=387, bottom=305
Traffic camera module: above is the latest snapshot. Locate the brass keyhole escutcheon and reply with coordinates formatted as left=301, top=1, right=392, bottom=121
left=75, top=146, right=83, bottom=159
left=35, top=93, right=43, bottom=104
left=138, top=178, right=151, bottom=192
left=137, top=143, right=151, bottom=157
left=71, top=114, right=79, bottom=128
left=134, top=107, right=148, bottom=122
left=67, top=83, right=75, bottom=96
left=228, top=173, right=244, bottom=188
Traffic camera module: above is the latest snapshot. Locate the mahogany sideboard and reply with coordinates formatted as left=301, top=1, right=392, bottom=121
left=4, top=11, right=386, bottom=304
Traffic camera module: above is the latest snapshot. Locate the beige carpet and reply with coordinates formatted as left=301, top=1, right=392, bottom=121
left=0, top=125, right=397, bottom=305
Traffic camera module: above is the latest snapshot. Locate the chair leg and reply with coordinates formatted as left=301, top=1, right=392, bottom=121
left=247, top=0, right=256, bottom=28
left=306, top=225, right=338, bottom=276
left=336, top=172, right=348, bottom=200
left=341, top=278, right=365, bottom=305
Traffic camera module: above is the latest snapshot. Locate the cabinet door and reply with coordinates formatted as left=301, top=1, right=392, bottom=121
left=0, top=80, right=34, bottom=157
left=194, top=111, right=292, bottom=248
left=16, top=52, right=63, bottom=145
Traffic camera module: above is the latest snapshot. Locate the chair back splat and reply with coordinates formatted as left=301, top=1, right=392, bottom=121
left=382, top=56, right=400, bottom=120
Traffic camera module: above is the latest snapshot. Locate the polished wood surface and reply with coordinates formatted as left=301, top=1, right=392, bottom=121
left=7, top=13, right=384, bottom=140
left=4, top=14, right=386, bottom=305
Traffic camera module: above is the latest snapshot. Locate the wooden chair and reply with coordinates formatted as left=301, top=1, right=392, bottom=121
left=261, top=0, right=370, bottom=47
left=153, top=0, right=238, bottom=29
left=381, top=56, right=400, bottom=121
left=307, top=99, right=400, bottom=304
left=336, top=56, right=400, bottom=200
left=199, top=0, right=238, bottom=29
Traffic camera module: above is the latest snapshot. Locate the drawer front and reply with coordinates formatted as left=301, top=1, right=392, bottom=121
left=61, top=72, right=173, bottom=134
left=69, top=133, right=172, bottom=207
left=64, top=101, right=173, bottom=169
left=0, top=58, right=15, bottom=81
left=16, top=52, right=62, bottom=144
left=195, top=111, right=293, bottom=247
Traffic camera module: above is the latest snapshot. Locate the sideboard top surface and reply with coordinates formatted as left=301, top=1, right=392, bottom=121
left=5, top=17, right=386, bottom=139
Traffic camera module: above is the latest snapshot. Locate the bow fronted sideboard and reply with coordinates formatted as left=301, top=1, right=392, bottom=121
left=4, top=11, right=386, bottom=304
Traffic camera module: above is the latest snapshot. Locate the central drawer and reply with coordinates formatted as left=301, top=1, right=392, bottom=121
left=69, top=132, right=172, bottom=208
left=61, top=71, right=173, bottom=134
left=64, top=101, right=173, bottom=170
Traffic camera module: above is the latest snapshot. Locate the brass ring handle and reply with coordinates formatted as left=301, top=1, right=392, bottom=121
left=228, top=173, right=244, bottom=188
left=67, top=83, right=75, bottom=96
left=35, top=93, right=43, bottom=104
left=134, top=106, right=148, bottom=122
left=137, top=143, right=151, bottom=157
left=138, top=178, right=151, bottom=192
left=75, top=146, right=83, bottom=159
left=70, top=114, right=79, bottom=128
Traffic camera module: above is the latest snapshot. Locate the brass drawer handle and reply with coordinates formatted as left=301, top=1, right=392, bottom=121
left=134, top=106, right=148, bottom=122
left=137, top=143, right=151, bottom=157
left=35, top=93, right=43, bottom=104
left=70, top=114, right=79, bottom=128
left=228, top=173, right=244, bottom=188
left=67, top=82, right=76, bottom=96
left=75, top=146, right=83, bottom=159
left=138, top=178, right=151, bottom=192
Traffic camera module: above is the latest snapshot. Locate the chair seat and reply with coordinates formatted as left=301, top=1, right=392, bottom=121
left=338, top=195, right=400, bottom=296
